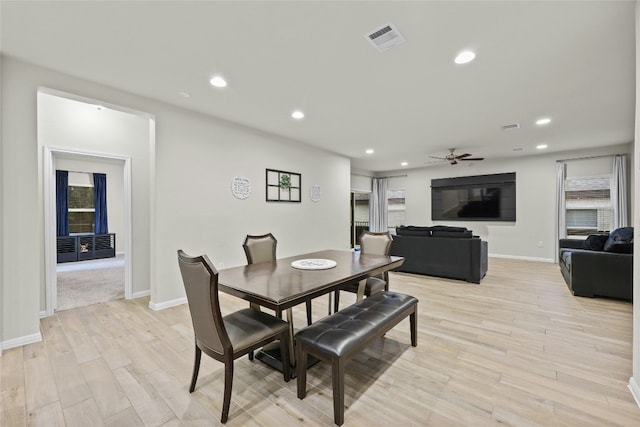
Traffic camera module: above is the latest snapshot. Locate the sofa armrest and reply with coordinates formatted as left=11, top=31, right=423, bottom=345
left=567, top=249, right=633, bottom=300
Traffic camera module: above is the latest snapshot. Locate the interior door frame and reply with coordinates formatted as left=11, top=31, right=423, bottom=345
left=44, top=147, right=132, bottom=316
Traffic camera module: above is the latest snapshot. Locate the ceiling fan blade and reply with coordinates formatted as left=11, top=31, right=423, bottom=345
left=455, top=153, right=472, bottom=159
left=450, top=160, right=458, bottom=165
left=429, top=156, right=447, bottom=160
left=460, top=157, right=485, bottom=161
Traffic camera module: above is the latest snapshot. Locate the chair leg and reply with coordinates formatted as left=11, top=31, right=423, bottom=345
left=334, top=290, right=340, bottom=313
left=189, top=346, right=201, bottom=393
left=221, top=359, right=234, bottom=424
left=410, top=306, right=418, bottom=347
left=306, top=300, right=313, bottom=326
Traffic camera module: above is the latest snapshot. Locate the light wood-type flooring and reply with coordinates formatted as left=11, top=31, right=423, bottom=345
left=1, top=257, right=639, bottom=426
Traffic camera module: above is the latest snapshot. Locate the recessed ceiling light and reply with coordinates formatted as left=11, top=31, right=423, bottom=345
left=454, top=50, right=476, bottom=64
left=536, top=144, right=548, bottom=150
left=209, top=75, right=227, bottom=88
left=366, top=149, right=374, bottom=155
left=401, top=162, right=408, bottom=166
left=291, top=110, right=305, bottom=119
left=536, top=117, right=551, bottom=126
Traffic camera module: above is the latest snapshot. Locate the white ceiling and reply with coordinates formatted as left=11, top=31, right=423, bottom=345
left=1, top=1, right=636, bottom=172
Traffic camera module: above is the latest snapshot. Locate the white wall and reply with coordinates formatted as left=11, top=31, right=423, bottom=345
left=363, top=143, right=632, bottom=261
left=0, top=56, right=350, bottom=346
left=629, top=0, right=640, bottom=406
left=152, top=104, right=351, bottom=305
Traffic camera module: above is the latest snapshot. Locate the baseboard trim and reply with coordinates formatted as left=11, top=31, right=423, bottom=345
left=629, top=377, right=640, bottom=407
left=489, top=253, right=554, bottom=263
left=131, top=290, right=151, bottom=299
left=148, top=296, right=186, bottom=311
left=1, top=331, right=43, bottom=351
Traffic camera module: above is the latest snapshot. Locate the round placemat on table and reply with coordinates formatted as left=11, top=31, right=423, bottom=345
left=291, top=259, right=337, bottom=270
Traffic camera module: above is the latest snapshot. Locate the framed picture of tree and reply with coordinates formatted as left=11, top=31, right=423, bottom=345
left=266, top=168, right=301, bottom=202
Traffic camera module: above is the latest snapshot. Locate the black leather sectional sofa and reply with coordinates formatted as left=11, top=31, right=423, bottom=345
left=558, top=227, right=633, bottom=300
left=390, top=225, right=488, bottom=283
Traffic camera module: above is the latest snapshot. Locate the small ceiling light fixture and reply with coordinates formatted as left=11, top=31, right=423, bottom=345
left=209, top=75, right=228, bottom=88
left=178, top=91, right=191, bottom=98
left=366, top=149, right=374, bottom=155
left=536, top=117, right=551, bottom=126
left=291, top=110, right=305, bottom=119
left=401, top=161, right=408, bottom=166
left=454, top=50, right=476, bottom=64
left=536, top=144, right=548, bottom=150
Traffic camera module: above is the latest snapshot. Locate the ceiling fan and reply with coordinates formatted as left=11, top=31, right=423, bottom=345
left=429, top=148, right=485, bottom=165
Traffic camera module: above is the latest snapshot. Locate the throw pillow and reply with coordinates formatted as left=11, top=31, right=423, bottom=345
left=583, top=234, right=609, bottom=251
left=603, top=227, right=634, bottom=254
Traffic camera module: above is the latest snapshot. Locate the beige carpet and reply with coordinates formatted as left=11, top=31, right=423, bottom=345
left=56, top=254, right=124, bottom=311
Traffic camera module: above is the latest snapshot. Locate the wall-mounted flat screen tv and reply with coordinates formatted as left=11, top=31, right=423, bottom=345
left=431, top=172, right=516, bottom=221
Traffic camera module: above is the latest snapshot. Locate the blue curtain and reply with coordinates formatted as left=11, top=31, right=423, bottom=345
left=93, top=173, right=109, bottom=234
left=56, top=170, right=69, bottom=236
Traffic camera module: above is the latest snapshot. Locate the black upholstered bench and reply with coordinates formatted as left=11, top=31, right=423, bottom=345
left=295, top=291, right=418, bottom=426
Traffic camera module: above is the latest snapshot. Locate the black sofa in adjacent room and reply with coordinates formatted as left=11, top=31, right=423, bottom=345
left=390, top=225, right=488, bottom=283
left=558, top=227, right=633, bottom=301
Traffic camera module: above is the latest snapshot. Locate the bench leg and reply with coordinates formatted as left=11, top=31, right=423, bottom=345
left=296, top=341, right=308, bottom=399
left=410, top=306, right=417, bottom=347
left=332, top=356, right=345, bottom=426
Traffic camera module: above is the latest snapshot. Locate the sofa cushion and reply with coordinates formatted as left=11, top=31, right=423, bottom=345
left=583, top=234, right=609, bottom=251
left=604, top=227, right=634, bottom=254
left=396, top=226, right=431, bottom=237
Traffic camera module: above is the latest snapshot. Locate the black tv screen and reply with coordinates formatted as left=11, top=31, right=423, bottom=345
left=431, top=173, right=516, bottom=221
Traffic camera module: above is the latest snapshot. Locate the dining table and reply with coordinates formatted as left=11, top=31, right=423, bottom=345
left=218, top=249, right=404, bottom=372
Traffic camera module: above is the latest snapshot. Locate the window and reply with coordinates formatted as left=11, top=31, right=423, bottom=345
left=565, top=175, right=611, bottom=237
left=68, top=173, right=95, bottom=233
left=387, top=189, right=405, bottom=234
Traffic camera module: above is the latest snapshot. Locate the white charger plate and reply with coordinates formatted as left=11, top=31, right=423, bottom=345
left=291, top=259, right=337, bottom=270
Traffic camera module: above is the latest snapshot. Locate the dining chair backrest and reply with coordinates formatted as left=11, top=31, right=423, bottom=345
left=359, top=231, right=393, bottom=256
left=243, top=233, right=277, bottom=264
left=177, top=249, right=229, bottom=355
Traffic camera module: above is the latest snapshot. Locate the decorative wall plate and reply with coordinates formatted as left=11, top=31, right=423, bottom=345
left=309, top=185, right=321, bottom=202
left=231, top=176, right=251, bottom=200
left=291, top=259, right=337, bottom=270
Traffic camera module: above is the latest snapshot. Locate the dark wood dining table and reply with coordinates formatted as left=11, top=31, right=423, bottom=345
left=218, top=249, right=404, bottom=371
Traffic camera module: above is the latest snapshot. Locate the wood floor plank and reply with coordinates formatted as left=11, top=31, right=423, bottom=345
left=1, top=257, right=639, bottom=425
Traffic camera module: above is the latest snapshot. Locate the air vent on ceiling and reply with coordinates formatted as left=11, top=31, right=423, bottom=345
left=365, top=22, right=406, bottom=52
left=501, top=123, right=520, bottom=130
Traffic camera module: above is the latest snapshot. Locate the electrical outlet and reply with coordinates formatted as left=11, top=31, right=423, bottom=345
left=537, top=241, right=544, bottom=248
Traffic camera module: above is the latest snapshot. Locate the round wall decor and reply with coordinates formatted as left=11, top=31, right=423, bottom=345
left=231, top=176, right=251, bottom=200
left=309, top=185, right=321, bottom=202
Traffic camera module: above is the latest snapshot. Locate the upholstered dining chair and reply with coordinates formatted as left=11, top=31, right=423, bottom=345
left=334, top=230, right=393, bottom=312
left=177, top=249, right=291, bottom=424
left=243, top=233, right=313, bottom=326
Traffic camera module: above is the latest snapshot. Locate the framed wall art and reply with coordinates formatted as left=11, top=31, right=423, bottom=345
left=266, top=168, right=301, bottom=202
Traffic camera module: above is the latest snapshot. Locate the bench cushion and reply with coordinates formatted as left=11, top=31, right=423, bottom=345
left=296, top=291, right=418, bottom=358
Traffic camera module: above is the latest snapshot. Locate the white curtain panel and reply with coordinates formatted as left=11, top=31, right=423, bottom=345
left=611, top=154, right=629, bottom=230
left=555, top=162, right=566, bottom=262
left=369, top=178, right=388, bottom=232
